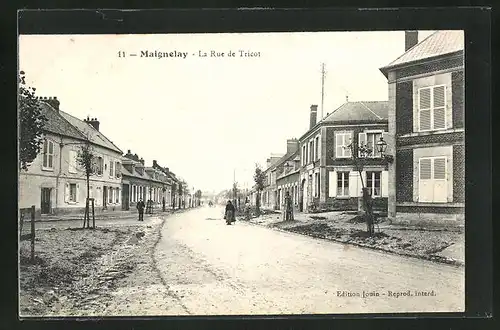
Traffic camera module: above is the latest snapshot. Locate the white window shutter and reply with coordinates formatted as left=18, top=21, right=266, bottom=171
left=64, top=183, right=69, bottom=203
left=381, top=171, right=389, bottom=197
left=328, top=170, right=337, bottom=197
left=361, top=171, right=367, bottom=192
left=349, top=172, right=360, bottom=197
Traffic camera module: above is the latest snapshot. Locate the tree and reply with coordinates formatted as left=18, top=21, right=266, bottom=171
left=171, top=183, right=177, bottom=209
left=178, top=182, right=183, bottom=209
left=253, top=164, right=266, bottom=216
left=76, top=138, right=97, bottom=229
left=19, top=71, right=48, bottom=171
left=195, top=190, right=202, bottom=206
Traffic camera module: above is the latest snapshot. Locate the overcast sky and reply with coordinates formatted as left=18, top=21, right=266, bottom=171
left=19, top=31, right=435, bottom=192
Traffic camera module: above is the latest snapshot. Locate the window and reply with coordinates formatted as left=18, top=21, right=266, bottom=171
left=302, top=145, right=306, bottom=165
left=115, top=162, right=121, bottom=178
left=418, top=85, right=446, bottom=132
left=337, top=172, right=349, bottom=197
left=109, top=161, right=114, bottom=177
left=115, top=188, right=120, bottom=204
left=366, top=171, right=382, bottom=197
left=359, top=132, right=383, bottom=158
left=69, top=183, right=77, bottom=202
left=68, top=150, right=78, bottom=173
left=309, top=140, right=314, bottom=163
left=42, top=139, right=54, bottom=169
left=419, top=157, right=447, bottom=202
left=335, top=132, right=352, bottom=158
left=95, top=157, right=104, bottom=175
left=315, top=136, right=320, bottom=160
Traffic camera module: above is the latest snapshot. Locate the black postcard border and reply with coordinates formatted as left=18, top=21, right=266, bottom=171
left=3, top=6, right=494, bottom=330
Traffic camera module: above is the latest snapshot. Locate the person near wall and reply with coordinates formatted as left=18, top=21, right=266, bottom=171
left=244, top=198, right=251, bottom=220
left=137, top=199, right=145, bottom=221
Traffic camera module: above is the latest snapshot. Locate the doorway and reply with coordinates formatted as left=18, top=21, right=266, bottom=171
left=41, top=188, right=51, bottom=214
left=122, top=184, right=130, bottom=210
left=103, top=186, right=108, bottom=209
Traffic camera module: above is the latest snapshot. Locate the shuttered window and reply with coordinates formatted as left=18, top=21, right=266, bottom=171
left=418, top=85, right=447, bottom=132
left=335, top=132, right=352, bottom=158
left=419, top=156, right=447, bottom=203
left=337, top=172, right=349, bottom=197
left=68, top=150, right=78, bottom=173
left=42, top=139, right=54, bottom=169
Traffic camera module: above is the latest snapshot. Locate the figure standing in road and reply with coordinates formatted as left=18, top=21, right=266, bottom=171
left=225, top=200, right=236, bottom=225
left=283, top=191, right=294, bottom=221
left=244, top=198, right=251, bottom=220
left=137, top=199, right=145, bottom=221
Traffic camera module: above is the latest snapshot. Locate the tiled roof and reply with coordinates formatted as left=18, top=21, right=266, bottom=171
left=39, top=102, right=86, bottom=140
left=382, top=30, right=464, bottom=70
left=323, top=101, right=389, bottom=123
left=58, top=110, right=122, bottom=154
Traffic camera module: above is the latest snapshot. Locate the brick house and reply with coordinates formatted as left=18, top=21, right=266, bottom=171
left=299, top=102, right=390, bottom=213
left=379, top=30, right=465, bottom=222
left=19, top=97, right=123, bottom=216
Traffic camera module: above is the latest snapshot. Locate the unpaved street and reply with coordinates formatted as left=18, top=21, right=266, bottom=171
left=154, top=207, right=465, bottom=315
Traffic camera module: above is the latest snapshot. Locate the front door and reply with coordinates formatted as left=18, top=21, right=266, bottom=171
left=103, top=186, right=108, bottom=209
left=41, top=188, right=51, bottom=214
left=122, top=184, right=130, bottom=210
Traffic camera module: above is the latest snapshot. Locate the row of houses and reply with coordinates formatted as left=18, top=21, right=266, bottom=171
left=249, top=30, right=465, bottom=223
left=19, top=97, right=194, bottom=217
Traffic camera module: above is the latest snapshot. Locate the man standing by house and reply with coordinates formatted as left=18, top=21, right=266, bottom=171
left=137, top=199, right=145, bottom=221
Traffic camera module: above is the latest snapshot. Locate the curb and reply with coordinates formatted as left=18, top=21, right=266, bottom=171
left=244, top=220, right=464, bottom=268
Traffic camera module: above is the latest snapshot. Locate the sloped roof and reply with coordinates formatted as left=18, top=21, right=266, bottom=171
left=273, top=149, right=299, bottom=170
left=323, top=101, right=389, bottom=123
left=58, top=110, right=122, bottom=154
left=381, top=30, right=464, bottom=71
left=39, top=102, right=86, bottom=140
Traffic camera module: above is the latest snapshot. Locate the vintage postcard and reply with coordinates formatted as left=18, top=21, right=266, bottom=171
left=18, top=30, right=465, bottom=317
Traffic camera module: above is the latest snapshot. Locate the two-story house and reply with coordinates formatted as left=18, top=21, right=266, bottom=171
left=275, top=139, right=301, bottom=210
left=19, top=97, right=123, bottom=216
left=379, top=30, right=464, bottom=222
left=260, top=154, right=284, bottom=210
left=299, top=101, right=390, bottom=212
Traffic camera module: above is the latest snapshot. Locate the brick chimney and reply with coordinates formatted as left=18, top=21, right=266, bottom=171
left=153, top=160, right=158, bottom=168
left=87, top=117, right=100, bottom=131
left=286, top=138, right=299, bottom=154
left=310, top=105, right=318, bottom=130
left=405, top=31, right=418, bottom=51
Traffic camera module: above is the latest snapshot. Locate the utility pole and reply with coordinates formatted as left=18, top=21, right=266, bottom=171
left=321, top=63, right=326, bottom=119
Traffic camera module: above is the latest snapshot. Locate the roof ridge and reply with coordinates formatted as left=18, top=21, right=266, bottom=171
left=42, top=101, right=88, bottom=140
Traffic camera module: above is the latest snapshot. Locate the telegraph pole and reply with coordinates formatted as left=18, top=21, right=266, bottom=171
left=321, top=63, right=326, bottom=119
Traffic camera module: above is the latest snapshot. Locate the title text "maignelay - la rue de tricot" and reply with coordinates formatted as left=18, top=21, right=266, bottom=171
left=118, top=50, right=261, bottom=59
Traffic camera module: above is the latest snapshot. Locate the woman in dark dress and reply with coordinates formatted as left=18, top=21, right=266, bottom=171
left=225, top=200, right=235, bottom=225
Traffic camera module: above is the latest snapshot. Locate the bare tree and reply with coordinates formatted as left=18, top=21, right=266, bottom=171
left=76, top=137, right=96, bottom=229
left=253, top=164, right=266, bottom=216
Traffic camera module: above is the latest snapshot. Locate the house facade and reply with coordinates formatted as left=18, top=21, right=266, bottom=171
left=120, top=151, right=172, bottom=211
left=380, top=30, right=465, bottom=222
left=260, top=154, right=283, bottom=210
left=299, top=102, right=390, bottom=213
left=19, top=97, right=123, bottom=216
left=274, top=139, right=301, bottom=210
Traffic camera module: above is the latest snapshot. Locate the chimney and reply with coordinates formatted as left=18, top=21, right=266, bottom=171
left=153, top=160, right=158, bottom=168
left=310, top=104, right=318, bottom=130
left=346, top=95, right=349, bottom=103
left=405, top=31, right=419, bottom=51
left=286, top=138, right=299, bottom=154
left=140, top=158, right=144, bottom=165
left=45, top=96, right=60, bottom=111
left=85, top=117, right=100, bottom=131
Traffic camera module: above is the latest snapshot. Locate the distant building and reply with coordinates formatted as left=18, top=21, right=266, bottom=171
left=380, top=30, right=465, bottom=223
left=19, top=97, right=123, bottom=216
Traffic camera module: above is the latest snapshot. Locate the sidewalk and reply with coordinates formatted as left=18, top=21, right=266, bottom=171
left=245, top=210, right=464, bottom=266
left=36, top=207, right=188, bottom=222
